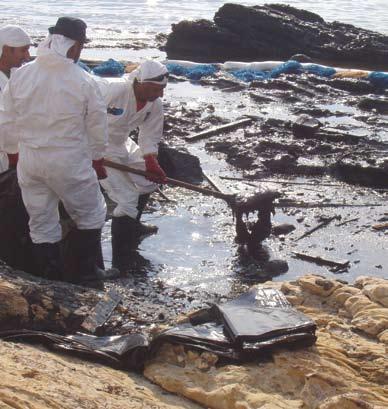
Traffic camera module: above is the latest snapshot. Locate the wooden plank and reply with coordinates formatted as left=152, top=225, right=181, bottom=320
left=220, top=175, right=342, bottom=187
left=295, top=215, right=339, bottom=241
left=292, top=251, right=350, bottom=269
left=185, top=118, right=252, bottom=142
left=275, top=200, right=382, bottom=208
left=372, top=222, right=388, bottom=231
left=336, top=217, right=359, bottom=227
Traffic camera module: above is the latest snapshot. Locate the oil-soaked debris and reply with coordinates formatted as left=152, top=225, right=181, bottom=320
left=153, top=62, right=387, bottom=289
left=182, top=78, right=388, bottom=188
left=233, top=191, right=280, bottom=244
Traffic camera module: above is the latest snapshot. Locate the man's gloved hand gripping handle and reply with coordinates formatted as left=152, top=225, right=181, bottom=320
left=144, top=154, right=167, bottom=184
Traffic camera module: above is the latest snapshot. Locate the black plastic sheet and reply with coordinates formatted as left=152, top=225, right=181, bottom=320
left=214, top=288, right=316, bottom=346
left=151, top=322, right=240, bottom=361
left=152, top=288, right=316, bottom=361
left=0, top=329, right=148, bottom=371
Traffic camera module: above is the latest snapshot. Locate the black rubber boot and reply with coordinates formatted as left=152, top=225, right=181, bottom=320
left=96, top=237, right=105, bottom=270
left=78, top=229, right=120, bottom=284
left=111, top=216, right=139, bottom=273
left=32, top=242, right=62, bottom=281
left=136, top=193, right=151, bottom=221
left=111, top=215, right=159, bottom=273
left=63, top=228, right=119, bottom=289
left=137, top=221, right=158, bottom=239
left=136, top=194, right=158, bottom=238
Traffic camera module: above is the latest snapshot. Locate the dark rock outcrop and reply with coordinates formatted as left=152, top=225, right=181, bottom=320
left=159, top=143, right=203, bottom=183
left=332, top=160, right=388, bottom=188
left=166, top=3, right=388, bottom=70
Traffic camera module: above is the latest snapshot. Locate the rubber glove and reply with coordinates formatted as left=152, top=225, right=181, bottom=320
left=7, top=153, right=19, bottom=169
left=92, top=158, right=107, bottom=180
left=144, top=154, right=167, bottom=184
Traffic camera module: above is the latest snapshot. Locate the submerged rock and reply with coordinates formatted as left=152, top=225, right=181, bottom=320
left=166, top=3, right=388, bottom=69
left=332, top=160, right=388, bottom=188
left=292, top=115, right=322, bottom=139
left=159, top=143, right=203, bottom=183
left=263, top=258, right=289, bottom=275
left=358, top=97, right=388, bottom=114
left=272, top=223, right=296, bottom=236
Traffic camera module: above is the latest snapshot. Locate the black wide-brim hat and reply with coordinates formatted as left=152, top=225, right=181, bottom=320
left=48, top=17, right=91, bottom=44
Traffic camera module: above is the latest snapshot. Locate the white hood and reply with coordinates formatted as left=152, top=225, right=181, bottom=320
left=36, top=34, right=75, bottom=67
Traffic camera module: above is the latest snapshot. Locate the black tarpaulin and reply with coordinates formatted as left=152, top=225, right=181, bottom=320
left=0, top=329, right=148, bottom=371
left=214, top=288, right=316, bottom=346
left=151, top=322, right=240, bottom=361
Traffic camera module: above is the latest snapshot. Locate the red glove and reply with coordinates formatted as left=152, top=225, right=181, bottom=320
left=92, top=158, right=107, bottom=180
left=144, top=155, right=167, bottom=184
left=7, top=153, right=19, bottom=169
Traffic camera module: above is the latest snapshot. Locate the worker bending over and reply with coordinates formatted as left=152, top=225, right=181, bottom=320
left=97, top=60, right=168, bottom=272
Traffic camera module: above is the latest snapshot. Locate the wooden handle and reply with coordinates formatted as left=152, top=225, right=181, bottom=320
left=103, top=159, right=234, bottom=202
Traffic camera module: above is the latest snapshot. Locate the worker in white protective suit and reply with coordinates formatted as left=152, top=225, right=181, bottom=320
left=97, top=60, right=168, bottom=272
left=1, top=17, right=119, bottom=287
left=0, top=25, right=31, bottom=172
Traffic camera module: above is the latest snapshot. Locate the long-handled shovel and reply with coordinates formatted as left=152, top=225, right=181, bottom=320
left=103, top=159, right=236, bottom=205
left=103, top=159, right=280, bottom=246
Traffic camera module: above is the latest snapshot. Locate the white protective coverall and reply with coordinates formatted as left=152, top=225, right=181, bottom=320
left=97, top=64, right=165, bottom=219
left=1, top=34, right=108, bottom=244
left=0, top=25, right=32, bottom=172
left=0, top=71, right=8, bottom=172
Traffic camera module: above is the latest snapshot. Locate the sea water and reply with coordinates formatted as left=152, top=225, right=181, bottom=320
left=1, top=0, right=387, bottom=48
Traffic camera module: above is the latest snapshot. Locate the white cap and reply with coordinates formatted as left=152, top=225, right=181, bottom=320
left=136, top=60, right=168, bottom=85
left=0, top=25, right=31, bottom=56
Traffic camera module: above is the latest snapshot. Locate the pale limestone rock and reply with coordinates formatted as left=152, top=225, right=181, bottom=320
left=378, top=329, right=388, bottom=344
left=318, top=394, right=376, bottom=408
left=344, top=294, right=377, bottom=316
left=329, top=285, right=361, bottom=306
left=363, top=283, right=388, bottom=307
left=355, top=276, right=387, bottom=289
left=301, top=372, right=346, bottom=409
left=280, top=282, right=304, bottom=305
left=351, top=308, right=388, bottom=336
left=297, top=276, right=339, bottom=297
left=0, top=340, right=200, bottom=409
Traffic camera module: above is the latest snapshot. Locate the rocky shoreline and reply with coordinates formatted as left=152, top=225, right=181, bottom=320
left=1, top=4, right=388, bottom=408
left=1, top=267, right=387, bottom=408
left=165, top=3, right=388, bottom=70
